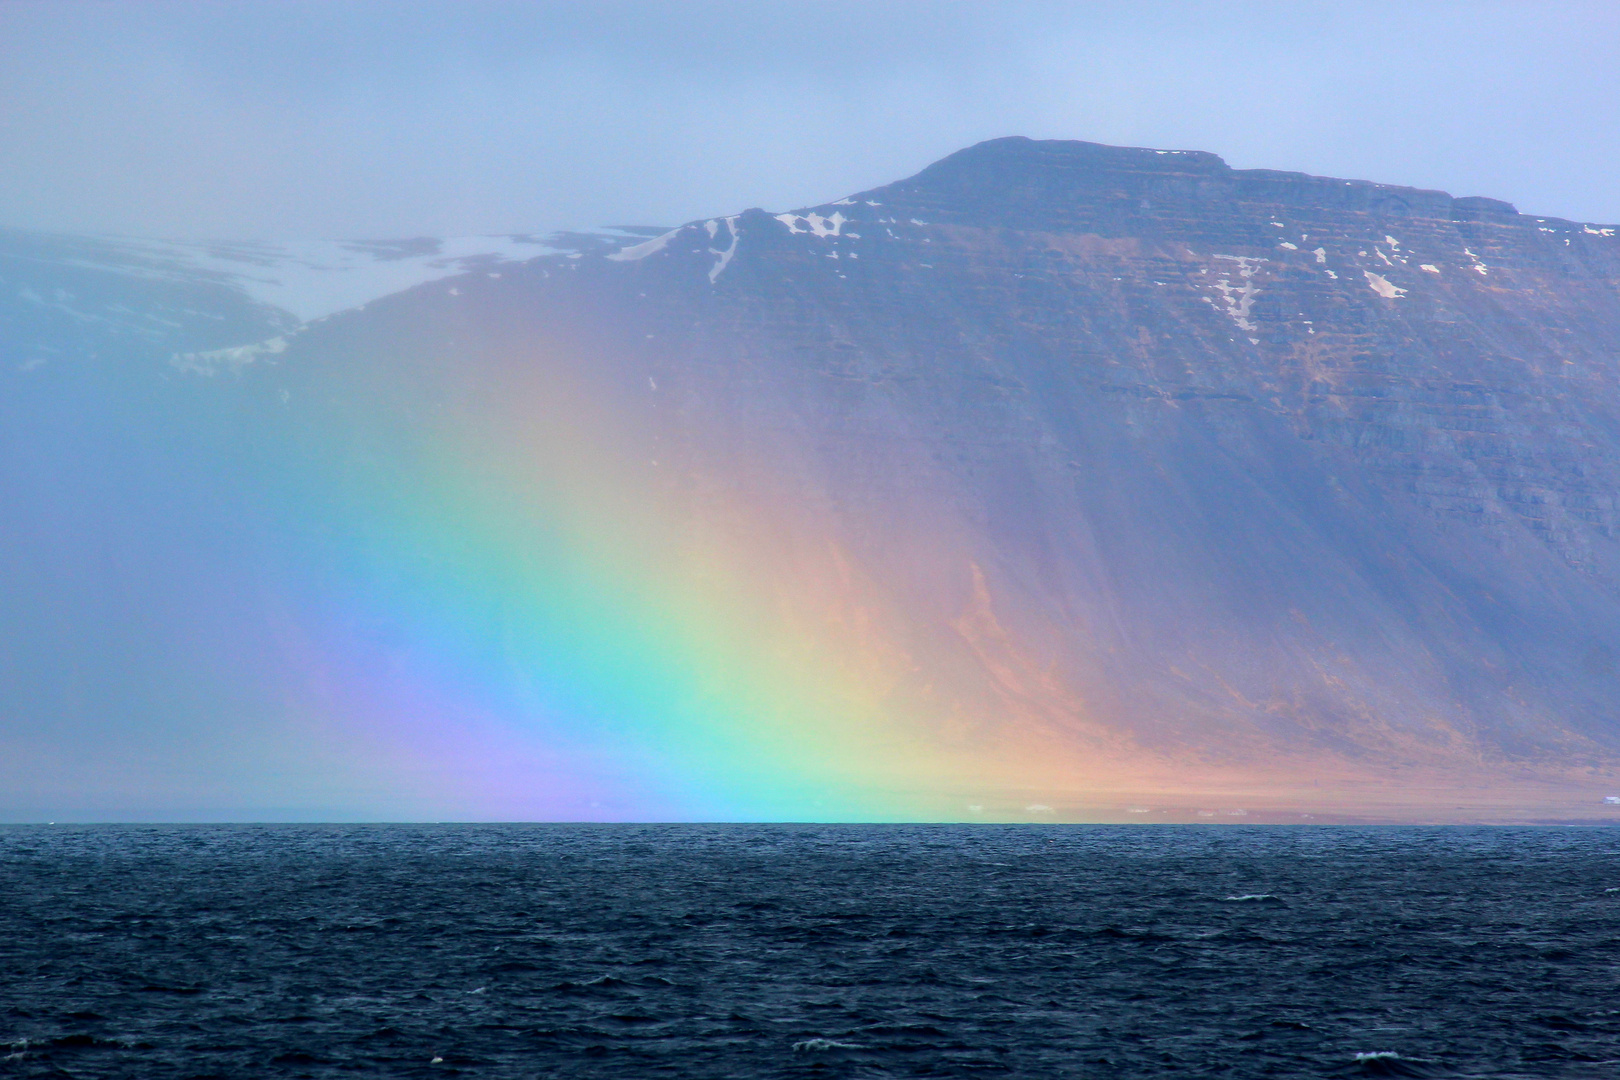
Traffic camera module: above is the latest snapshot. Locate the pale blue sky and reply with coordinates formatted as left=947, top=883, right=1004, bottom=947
left=2, top=0, right=1616, bottom=239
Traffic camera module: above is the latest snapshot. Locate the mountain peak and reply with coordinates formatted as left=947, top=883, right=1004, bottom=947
left=859, top=136, right=1509, bottom=233
left=927, top=135, right=1231, bottom=176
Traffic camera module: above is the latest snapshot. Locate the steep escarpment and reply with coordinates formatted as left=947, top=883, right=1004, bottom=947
left=352, top=137, right=1620, bottom=811
left=7, top=138, right=1620, bottom=821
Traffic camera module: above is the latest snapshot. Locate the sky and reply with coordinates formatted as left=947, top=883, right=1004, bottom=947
left=2, top=0, right=1618, bottom=241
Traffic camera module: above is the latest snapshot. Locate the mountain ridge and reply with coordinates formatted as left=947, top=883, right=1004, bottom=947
left=6, top=138, right=1620, bottom=822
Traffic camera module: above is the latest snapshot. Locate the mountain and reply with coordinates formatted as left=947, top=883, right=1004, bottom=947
left=0, top=226, right=674, bottom=370
left=5, top=138, right=1620, bottom=822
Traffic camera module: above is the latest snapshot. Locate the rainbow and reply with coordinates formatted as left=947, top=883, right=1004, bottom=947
left=228, top=312, right=1101, bottom=822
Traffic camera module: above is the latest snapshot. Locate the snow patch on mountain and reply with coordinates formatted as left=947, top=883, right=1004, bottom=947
left=90, top=235, right=564, bottom=322
left=1364, top=271, right=1407, bottom=299
left=606, top=228, right=681, bottom=263
left=775, top=211, right=849, bottom=238
left=707, top=217, right=742, bottom=283
left=17, top=229, right=686, bottom=324
left=172, top=334, right=289, bottom=376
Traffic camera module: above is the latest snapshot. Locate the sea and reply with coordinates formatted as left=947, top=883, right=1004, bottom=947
left=2, top=824, right=1617, bottom=1078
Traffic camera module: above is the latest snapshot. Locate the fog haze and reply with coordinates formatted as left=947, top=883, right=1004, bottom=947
left=3, top=0, right=1617, bottom=239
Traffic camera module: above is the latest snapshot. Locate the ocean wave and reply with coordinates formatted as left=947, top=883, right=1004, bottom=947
left=1348, top=1050, right=1443, bottom=1077
left=791, top=1038, right=863, bottom=1053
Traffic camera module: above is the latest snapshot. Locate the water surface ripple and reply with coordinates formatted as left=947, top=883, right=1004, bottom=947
left=2, top=825, right=1617, bottom=1077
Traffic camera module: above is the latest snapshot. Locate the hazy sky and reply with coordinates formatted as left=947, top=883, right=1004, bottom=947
left=3, top=0, right=1618, bottom=240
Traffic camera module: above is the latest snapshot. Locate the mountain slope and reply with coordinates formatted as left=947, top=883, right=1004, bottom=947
left=6, top=138, right=1620, bottom=821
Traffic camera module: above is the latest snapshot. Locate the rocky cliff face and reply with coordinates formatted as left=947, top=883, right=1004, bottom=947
left=8, top=138, right=1620, bottom=821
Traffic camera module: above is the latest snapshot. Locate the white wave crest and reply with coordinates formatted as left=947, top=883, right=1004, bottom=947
left=792, top=1038, right=863, bottom=1053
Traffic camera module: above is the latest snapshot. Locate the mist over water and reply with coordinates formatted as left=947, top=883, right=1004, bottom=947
left=3, top=824, right=1617, bottom=1077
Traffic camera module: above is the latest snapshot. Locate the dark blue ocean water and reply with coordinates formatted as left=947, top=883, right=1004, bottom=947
left=2, top=825, right=1617, bottom=1078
